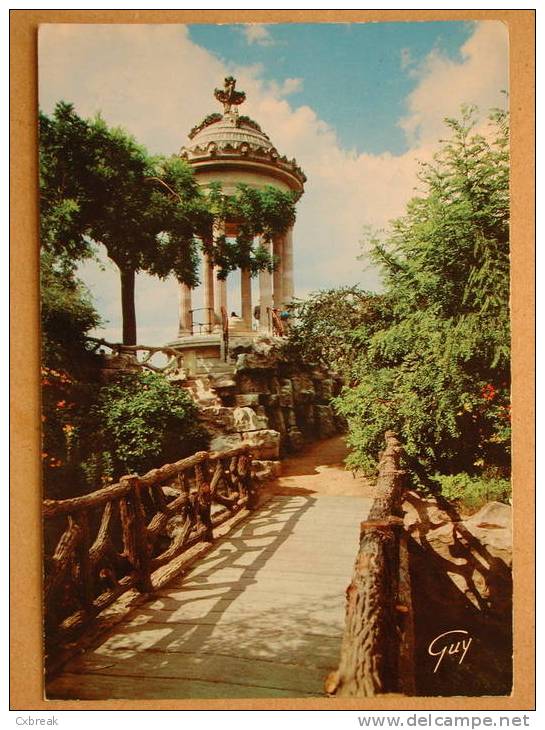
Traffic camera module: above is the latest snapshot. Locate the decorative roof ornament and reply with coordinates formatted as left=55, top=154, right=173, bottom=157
left=180, top=78, right=306, bottom=192
left=214, top=76, right=246, bottom=114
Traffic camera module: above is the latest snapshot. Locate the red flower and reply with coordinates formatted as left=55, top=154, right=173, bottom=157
left=481, top=384, right=496, bottom=401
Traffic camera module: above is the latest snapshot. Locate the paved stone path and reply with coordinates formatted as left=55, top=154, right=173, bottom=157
left=47, top=436, right=373, bottom=700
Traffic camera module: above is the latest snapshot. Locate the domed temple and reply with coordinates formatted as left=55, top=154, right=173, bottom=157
left=169, top=77, right=305, bottom=373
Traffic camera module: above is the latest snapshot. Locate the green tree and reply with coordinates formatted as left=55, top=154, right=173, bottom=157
left=39, top=103, right=214, bottom=345
left=39, top=104, right=296, bottom=345
left=283, top=286, right=390, bottom=373
left=39, top=102, right=98, bottom=263
left=40, top=250, right=101, bottom=374
left=335, top=106, right=510, bottom=476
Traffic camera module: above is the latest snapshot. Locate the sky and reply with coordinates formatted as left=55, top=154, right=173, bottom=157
left=39, top=21, right=509, bottom=345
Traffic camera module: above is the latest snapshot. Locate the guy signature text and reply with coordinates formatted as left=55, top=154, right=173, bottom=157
left=428, top=629, right=473, bottom=673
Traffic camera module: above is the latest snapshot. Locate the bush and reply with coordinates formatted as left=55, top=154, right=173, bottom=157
left=88, top=371, right=209, bottom=479
left=283, top=286, right=390, bottom=374
left=432, top=472, right=511, bottom=514
left=41, top=250, right=101, bottom=375
left=42, top=370, right=209, bottom=499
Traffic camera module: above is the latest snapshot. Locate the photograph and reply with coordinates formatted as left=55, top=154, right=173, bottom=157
left=31, top=16, right=520, bottom=704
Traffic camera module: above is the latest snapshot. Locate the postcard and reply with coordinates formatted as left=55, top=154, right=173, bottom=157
left=9, top=9, right=535, bottom=712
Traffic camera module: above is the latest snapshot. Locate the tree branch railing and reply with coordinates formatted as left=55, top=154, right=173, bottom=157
left=43, top=444, right=258, bottom=654
left=86, top=337, right=186, bottom=375
left=326, top=431, right=415, bottom=697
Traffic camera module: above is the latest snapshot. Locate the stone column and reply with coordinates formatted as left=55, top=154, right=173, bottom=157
left=273, top=233, right=284, bottom=309
left=240, top=268, right=252, bottom=331
left=178, top=282, right=192, bottom=336
left=282, top=226, right=294, bottom=305
left=214, top=272, right=227, bottom=323
left=213, top=219, right=227, bottom=326
left=202, top=247, right=215, bottom=333
left=258, top=236, right=273, bottom=332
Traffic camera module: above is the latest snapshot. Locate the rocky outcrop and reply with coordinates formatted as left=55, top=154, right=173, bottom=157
left=315, top=404, right=338, bottom=439
left=403, top=495, right=512, bottom=610
left=253, top=459, right=282, bottom=481
left=180, top=336, right=344, bottom=462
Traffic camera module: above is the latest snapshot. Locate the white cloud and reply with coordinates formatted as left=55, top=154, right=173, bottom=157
left=399, top=21, right=508, bottom=146
left=39, top=21, right=508, bottom=346
left=279, top=77, right=303, bottom=96
left=241, top=24, right=275, bottom=46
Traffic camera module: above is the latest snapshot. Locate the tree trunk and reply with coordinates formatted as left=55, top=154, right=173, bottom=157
left=119, top=266, right=137, bottom=345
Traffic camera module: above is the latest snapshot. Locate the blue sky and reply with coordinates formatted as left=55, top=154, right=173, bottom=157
left=188, top=22, right=476, bottom=155
left=39, top=21, right=508, bottom=345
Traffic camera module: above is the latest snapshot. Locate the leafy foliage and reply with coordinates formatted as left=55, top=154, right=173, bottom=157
left=39, top=104, right=298, bottom=343
left=334, top=106, right=510, bottom=476
left=40, top=250, right=101, bottom=374
left=143, top=156, right=211, bottom=286
left=432, top=472, right=511, bottom=514
left=283, top=286, right=390, bottom=371
left=89, top=371, right=209, bottom=478
left=39, top=103, right=214, bottom=343
left=42, top=370, right=209, bottom=499
left=207, top=182, right=298, bottom=279
left=41, top=366, right=94, bottom=499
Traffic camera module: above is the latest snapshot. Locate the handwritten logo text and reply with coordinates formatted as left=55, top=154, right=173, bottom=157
left=428, top=629, right=473, bottom=673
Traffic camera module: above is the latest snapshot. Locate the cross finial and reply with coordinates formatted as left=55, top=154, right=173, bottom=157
left=214, top=76, right=246, bottom=114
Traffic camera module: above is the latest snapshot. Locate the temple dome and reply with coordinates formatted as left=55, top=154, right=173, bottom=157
left=180, top=78, right=305, bottom=194
left=187, top=111, right=274, bottom=156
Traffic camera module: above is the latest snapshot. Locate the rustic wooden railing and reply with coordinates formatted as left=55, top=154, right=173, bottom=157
left=326, top=431, right=415, bottom=697
left=86, top=337, right=186, bottom=375
left=43, top=445, right=258, bottom=653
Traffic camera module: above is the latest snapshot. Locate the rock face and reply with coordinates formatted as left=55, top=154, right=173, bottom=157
left=167, top=334, right=344, bottom=499
left=180, top=335, right=345, bottom=458
left=241, top=428, right=280, bottom=460
left=403, top=495, right=512, bottom=610
left=315, top=404, right=337, bottom=439
left=403, top=492, right=512, bottom=696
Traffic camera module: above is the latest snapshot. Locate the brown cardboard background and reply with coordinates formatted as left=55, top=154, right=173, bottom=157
left=9, top=9, right=535, bottom=711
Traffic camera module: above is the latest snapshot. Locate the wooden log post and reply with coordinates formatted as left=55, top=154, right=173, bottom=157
left=119, top=491, right=137, bottom=569
left=195, top=461, right=214, bottom=543
left=397, top=529, right=416, bottom=695
left=132, top=479, right=153, bottom=593
left=44, top=518, right=82, bottom=634
left=239, top=453, right=258, bottom=510
left=327, top=431, right=408, bottom=697
left=76, top=512, right=94, bottom=614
